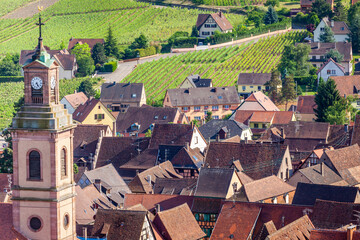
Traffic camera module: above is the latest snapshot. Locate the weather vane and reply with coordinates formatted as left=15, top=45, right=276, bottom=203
left=38, top=0, right=43, bottom=12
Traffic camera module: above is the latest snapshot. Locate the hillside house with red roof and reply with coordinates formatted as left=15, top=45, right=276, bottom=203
left=60, top=91, right=88, bottom=114
left=317, top=58, right=346, bottom=82
left=67, top=38, right=104, bottom=51
left=196, top=12, right=233, bottom=38
left=314, top=18, right=350, bottom=42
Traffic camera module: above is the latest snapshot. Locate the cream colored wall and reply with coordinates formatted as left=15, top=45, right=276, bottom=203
left=277, top=147, right=293, bottom=180
left=184, top=105, right=237, bottom=121
left=80, top=102, right=115, bottom=131
left=56, top=131, right=73, bottom=186
left=59, top=197, right=76, bottom=239
left=238, top=84, right=266, bottom=93
left=225, top=171, right=242, bottom=199
left=140, top=87, right=146, bottom=106
left=179, top=80, right=195, bottom=88
left=190, top=127, right=207, bottom=152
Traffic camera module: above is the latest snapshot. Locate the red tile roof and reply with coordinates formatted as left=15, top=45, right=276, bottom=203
left=72, top=98, right=100, bottom=122
left=332, top=75, right=360, bottom=97
left=297, top=96, right=317, bottom=114
left=240, top=91, right=279, bottom=111
left=196, top=12, right=233, bottom=31
left=233, top=110, right=294, bottom=125
left=68, top=38, right=104, bottom=51
left=63, top=92, right=88, bottom=109
left=310, top=229, right=360, bottom=240
left=153, top=203, right=206, bottom=240
left=0, top=203, right=27, bottom=240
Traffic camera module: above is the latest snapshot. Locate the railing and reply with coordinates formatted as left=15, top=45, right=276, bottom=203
left=32, top=96, right=43, bottom=104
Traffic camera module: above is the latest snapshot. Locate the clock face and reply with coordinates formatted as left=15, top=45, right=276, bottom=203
left=31, top=77, right=43, bottom=90
left=50, top=76, right=56, bottom=89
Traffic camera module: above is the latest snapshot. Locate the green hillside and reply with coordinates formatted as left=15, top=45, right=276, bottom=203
left=123, top=31, right=306, bottom=101
left=0, top=0, right=244, bottom=55
left=0, top=0, right=35, bottom=17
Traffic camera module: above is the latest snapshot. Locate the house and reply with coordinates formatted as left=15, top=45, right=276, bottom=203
left=194, top=168, right=242, bottom=199
left=237, top=72, right=276, bottom=98
left=235, top=175, right=296, bottom=204
left=75, top=184, right=113, bottom=225
left=100, top=82, right=146, bottom=112
left=210, top=201, right=314, bottom=240
left=20, top=48, right=77, bottom=79
left=288, top=162, right=345, bottom=187
left=303, top=42, right=353, bottom=74
left=67, top=38, right=105, bottom=51
left=300, top=0, right=333, bottom=12
left=332, top=75, right=360, bottom=110
left=265, top=215, right=314, bottom=240
left=317, top=58, right=345, bottom=82
left=310, top=228, right=360, bottom=240
left=73, top=124, right=112, bottom=172
left=0, top=203, right=27, bottom=240
left=115, top=105, right=187, bottom=137
left=196, top=11, right=233, bottom=38
left=179, top=74, right=212, bottom=88
left=292, top=182, right=360, bottom=206
left=77, top=164, right=131, bottom=207
left=236, top=91, right=279, bottom=111
left=72, top=98, right=116, bottom=131
left=205, top=142, right=293, bottom=180
left=163, top=86, right=240, bottom=121
left=314, top=18, right=350, bottom=42
left=320, top=144, right=360, bottom=185
left=352, top=115, right=360, bottom=146
left=231, top=110, right=295, bottom=138
left=60, top=91, right=88, bottom=114
left=198, top=119, right=252, bottom=141
left=90, top=209, right=156, bottom=240
left=298, top=147, right=332, bottom=169
left=295, top=95, right=317, bottom=121
left=153, top=178, right=197, bottom=195
left=128, top=161, right=183, bottom=194
left=0, top=174, right=12, bottom=203
left=152, top=203, right=206, bottom=240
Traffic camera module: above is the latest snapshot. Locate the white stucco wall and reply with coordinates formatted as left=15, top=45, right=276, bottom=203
left=317, top=60, right=345, bottom=82
left=240, top=128, right=253, bottom=141
left=199, top=16, right=222, bottom=38
left=60, top=98, right=75, bottom=114
left=314, top=20, right=348, bottom=42
left=190, top=127, right=207, bottom=152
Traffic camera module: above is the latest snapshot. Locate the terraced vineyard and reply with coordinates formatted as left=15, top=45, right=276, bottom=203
left=202, top=0, right=265, bottom=6
left=0, top=0, right=35, bottom=17
left=0, top=0, right=244, bottom=54
left=123, top=31, right=306, bottom=101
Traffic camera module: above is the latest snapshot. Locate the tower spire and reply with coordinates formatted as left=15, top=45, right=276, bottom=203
left=32, top=12, right=46, bottom=60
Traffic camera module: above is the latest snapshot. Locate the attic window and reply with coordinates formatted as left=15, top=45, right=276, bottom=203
left=163, top=116, right=167, bottom=120
left=341, top=27, right=344, bottom=30
left=154, top=116, right=158, bottom=120
left=131, top=94, right=137, bottom=98
left=119, top=94, right=123, bottom=98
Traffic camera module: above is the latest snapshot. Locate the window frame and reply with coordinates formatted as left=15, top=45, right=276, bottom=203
left=61, top=147, right=67, bottom=178
left=27, top=149, right=42, bottom=181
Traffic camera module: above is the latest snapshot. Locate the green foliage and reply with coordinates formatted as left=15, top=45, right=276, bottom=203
left=130, top=34, right=149, bottom=50
left=79, top=79, right=96, bottom=97
left=104, top=26, right=120, bottom=59
left=59, top=40, right=66, bottom=50
left=247, top=9, right=265, bottom=27
left=191, top=26, right=199, bottom=38
left=278, top=43, right=312, bottom=77
left=76, top=56, right=95, bottom=77
left=324, top=49, right=344, bottom=62
left=73, top=163, right=79, bottom=174
left=145, top=129, right=152, bottom=137
left=264, top=6, right=278, bottom=25
left=333, top=1, right=347, bottom=22
left=191, top=119, right=200, bottom=127
left=123, top=31, right=306, bottom=101
left=205, top=111, right=213, bottom=123
left=59, top=77, right=101, bottom=99
left=136, top=46, right=157, bottom=57
left=0, top=54, right=21, bottom=76
left=102, top=61, right=118, bottom=72
left=265, top=0, right=279, bottom=7
left=348, top=2, right=360, bottom=24
left=281, top=76, right=297, bottom=109
left=92, top=43, right=107, bottom=65
left=349, top=14, right=360, bottom=53
left=0, top=0, right=33, bottom=17
left=312, top=0, right=333, bottom=19
left=0, top=82, right=23, bottom=130
left=324, top=97, right=350, bottom=124
left=319, top=26, right=335, bottom=43
left=266, top=69, right=282, bottom=103
left=314, top=78, right=341, bottom=122
left=71, top=43, right=91, bottom=59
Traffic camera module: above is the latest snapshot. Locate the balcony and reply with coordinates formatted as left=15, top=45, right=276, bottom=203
left=32, top=96, right=43, bottom=104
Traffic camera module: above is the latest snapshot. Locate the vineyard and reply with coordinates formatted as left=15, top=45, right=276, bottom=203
left=0, top=0, right=244, bottom=55
left=202, top=0, right=265, bottom=6
left=123, top=31, right=306, bottom=101
left=0, top=77, right=101, bottom=131
left=0, top=0, right=35, bottom=17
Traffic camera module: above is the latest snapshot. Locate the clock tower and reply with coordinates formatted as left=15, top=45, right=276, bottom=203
left=11, top=15, right=76, bottom=240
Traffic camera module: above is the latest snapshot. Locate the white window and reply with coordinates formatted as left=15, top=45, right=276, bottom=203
left=194, top=106, right=201, bottom=112
left=213, top=115, right=219, bottom=119
left=194, top=116, right=201, bottom=120
left=272, top=197, right=277, bottom=204
left=131, top=94, right=137, bottom=98
left=331, top=70, right=336, bottom=74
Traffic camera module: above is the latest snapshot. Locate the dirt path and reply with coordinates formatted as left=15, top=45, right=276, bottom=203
left=2, top=0, right=59, bottom=19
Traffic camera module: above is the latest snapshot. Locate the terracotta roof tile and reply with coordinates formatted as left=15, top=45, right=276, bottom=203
left=352, top=115, right=360, bottom=146
left=297, top=96, right=317, bottom=114
left=196, top=12, right=233, bottom=31
left=63, top=92, right=88, bottom=109
left=153, top=178, right=197, bottom=195
left=68, top=38, right=104, bottom=50
left=149, top=123, right=194, bottom=149
left=332, top=75, right=360, bottom=97
left=239, top=91, right=279, bottom=111
left=309, top=229, right=360, bottom=240
left=0, top=203, right=27, bottom=240
left=325, top=144, right=360, bottom=173
left=304, top=42, right=352, bottom=62
left=153, top=203, right=206, bottom=240
left=322, top=17, right=350, bottom=35
left=53, top=54, right=76, bottom=70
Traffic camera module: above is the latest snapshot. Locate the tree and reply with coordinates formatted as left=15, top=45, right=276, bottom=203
left=71, top=43, right=91, bottom=59
left=281, top=76, right=297, bottom=110
left=78, top=79, right=96, bottom=97
left=91, top=43, right=107, bottom=65
left=59, top=40, right=66, bottom=50
left=73, top=163, right=79, bottom=174
left=104, top=26, right=120, bottom=58
left=0, top=54, right=21, bottom=76
left=76, top=56, right=95, bottom=76
left=324, top=49, right=344, bottom=62
left=312, top=0, right=332, bottom=19
left=324, top=97, right=349, bottom=124
left=349, top=14, right=360, bottom=53
left=308, top=13, right=320, bottom=26
left=348, top=2, right=360, bottom=23
left=0, top=129, right=13, bottom=173
left=266, top=70, right=282, bottom=103
left=333, top=1, right=347, bottom=22
left=319, top=25, right=335, bottom=42
left=191, top=119, right=200, bottom=127
left=278, top=44, right=312, bottom=76
left=191, top=25, right=199, bottom=37
left=264, top=0, right=279, bottom=7
left=314, top=78, right=341, bottom=122
left=130, top=34, right=149, bottom=49
left=264, top=6, right=278, bottom=25
left=205, top=111, right=212, bottom=123
left=145, top=129, right=152, bottom=137
left=247, top=10, right=264, bottom=28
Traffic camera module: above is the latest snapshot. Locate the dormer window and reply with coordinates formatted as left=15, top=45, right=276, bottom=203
left=131, top=123, right=140, bottom=130
left=341, top=27, right=344, bottom=30
left=131, top=94, right=137, bottom=98
left=154, top=116, right=158, bottom=120
left=163, top=116, right=167, bottom=120
left=119, top=94, right=123, bottom=98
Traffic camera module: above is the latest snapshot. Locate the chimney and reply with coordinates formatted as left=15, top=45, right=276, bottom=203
left=94, top=179, right=102, bottom=192
left=219, top=10, right=222, bottom=18
left=280, top=127, right=285, bottom=139
left=216, top=134, right=220, bottom=142
left=331, top=20, right=334, bottom=27
left=83, top=227, right=87, bottom=239
left=113, top=121, right=116, bottom=137
left=136, top=169, right=139, bottom=175
left=320, top=162, right=324, bottom=176
left=347, top=225, right=356, bottom=240
left=74, top=90, right=77, bottom=94
left=317, top=42, right=320, bottom=49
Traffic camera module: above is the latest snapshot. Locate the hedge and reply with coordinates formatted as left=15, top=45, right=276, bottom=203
left=0, top=76, right=24, bottom=83
left=102, top=61, right=118, bottom=72
left=136, top=46, right=157, bottom=57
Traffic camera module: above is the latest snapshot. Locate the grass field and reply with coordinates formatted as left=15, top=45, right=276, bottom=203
left=0, top=0, right=244, bottom=55
left=123, top=31, right=306, bottom=101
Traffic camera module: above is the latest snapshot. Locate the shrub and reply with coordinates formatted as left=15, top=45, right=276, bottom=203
left=103, top=61, right=118, bottom=72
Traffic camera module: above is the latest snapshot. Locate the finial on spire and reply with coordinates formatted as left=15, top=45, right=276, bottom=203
left=32, top=13, right=46, bottom=60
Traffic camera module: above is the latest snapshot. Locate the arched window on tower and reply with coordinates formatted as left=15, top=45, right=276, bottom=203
left=61, top=148, right=67, bottom=177
left=29, top=151, right=41, bottom=180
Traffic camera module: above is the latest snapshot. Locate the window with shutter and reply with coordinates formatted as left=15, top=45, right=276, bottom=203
left=29, top=151, right=41, bottom=180
left=61, top=148, right=67, bottom=177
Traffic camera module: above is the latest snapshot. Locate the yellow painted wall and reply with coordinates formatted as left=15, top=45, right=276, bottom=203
left=238, top=84, right=266, bottom=93
left=77, top=102, right=116, bottom=131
